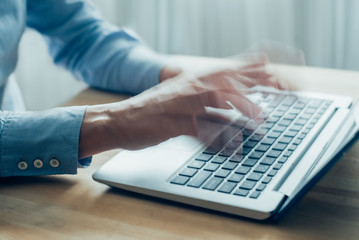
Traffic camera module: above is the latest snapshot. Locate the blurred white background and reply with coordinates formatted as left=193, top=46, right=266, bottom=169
left=15, top=0, right=359, bottom=110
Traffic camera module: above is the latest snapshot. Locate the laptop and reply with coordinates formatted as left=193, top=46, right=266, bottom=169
left=93, top=86, right=359, bottom=220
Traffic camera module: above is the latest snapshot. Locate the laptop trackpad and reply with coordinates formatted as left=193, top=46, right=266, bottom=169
left=155, top=136, right=203, bottom=152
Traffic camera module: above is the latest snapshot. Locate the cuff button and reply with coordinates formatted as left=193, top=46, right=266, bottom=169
left=34, top=159, right=43, bottom=168
left=50, top=159, right=60, bottom=168
left=18, top=161, right=28, bottom=170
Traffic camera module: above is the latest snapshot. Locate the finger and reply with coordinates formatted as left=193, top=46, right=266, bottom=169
left=229, top=71, right=283, bottom=90
left=218, top=91, right=262, bottom=119
left=238, top=68, right=272, bottom=81
left=233, top=71, right=278, bottom=89
left=238, top=61, right=267, bottom=71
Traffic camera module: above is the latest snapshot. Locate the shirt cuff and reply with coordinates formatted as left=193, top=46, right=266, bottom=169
left=0, top=106, right=87, bottom=177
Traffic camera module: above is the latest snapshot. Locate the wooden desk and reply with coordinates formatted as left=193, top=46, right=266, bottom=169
left=1, top=57, right=359, bottom=240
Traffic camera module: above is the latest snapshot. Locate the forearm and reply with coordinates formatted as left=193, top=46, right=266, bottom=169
left=27, top=0, right=168, bottom=95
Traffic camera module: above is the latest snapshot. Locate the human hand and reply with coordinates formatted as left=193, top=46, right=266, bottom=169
left=79, top=60, right=283, bottom=158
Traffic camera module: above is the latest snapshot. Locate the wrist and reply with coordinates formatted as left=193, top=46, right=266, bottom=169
left=160, top=65, right=183, bottom=82
left=78, top=104, right=115, bottom=158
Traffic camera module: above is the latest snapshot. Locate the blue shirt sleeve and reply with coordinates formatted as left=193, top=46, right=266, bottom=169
left=0, top=106, right=87, bottom=177
left=26, top=0, right=167, bottom=95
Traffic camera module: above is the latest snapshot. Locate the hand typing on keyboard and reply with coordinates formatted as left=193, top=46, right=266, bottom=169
left=171, top=89, right=332, bottom=199
left=79, top=59, right=285, bottom=158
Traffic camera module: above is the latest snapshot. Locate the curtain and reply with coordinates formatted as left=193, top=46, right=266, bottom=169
left=107, top=0, right=358, bottom=70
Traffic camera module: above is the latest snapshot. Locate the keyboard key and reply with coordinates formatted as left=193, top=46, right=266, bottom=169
left=195, top=153, right=213, bottom=161
left=297, top=133, right=306, bottom=139
left=267, top=131, right=281, bottom=139
left=211, top=156, right=227, bottom=164
left=203, top=177, right=223, bottom=190
left=268, top=94, right=285, bottom=107
left=218, top=182, right=237, bottom=193
left=283, top=113, right=297, bottom=121
left=294, top=102, right=306, bottom=109
left=265, top=116, right=280, bottom=123
left=204, top=163, right=220, bottom=171
left=229, top=155, right=244, bottom=163
left=228, top=173, right=244, bottom=183
left=262, top=176, right=272, bottom=184
left=290, top=108, right=301, bottom=115
left=273, top=125, right=286, bottom=133
left=284, top=130, right=298, bottom=137
left=188, top=171, right=212, bottom=188
left=203, top=146, right=220, bottom=155
left=188, top=160, right=206, bottom=169
left=235, top=166, right=251, bottom=175
left=278, top=157, right=288, bottom=163
left=222, top=161, right=238, bottom=170
left=250, top=191, right=261, bottom=199
left=278, top=105, right=290, bottom=112
left=293, top=139, right=301, bottom=145
left=232, top=134, right=244, bottom=141
left=258, top=126, right=270, bottom=134
left=254, top=164, right=270, bottom=173
left=225, top=140, right=242, bottom=150
left=309, top=100, right=323, bottom=108
left=295, top=118, right=308, bottom=126
left=288, top=145, right=297, bottom=151
left=215, top=169, right=231, bottom=178
left=243, top=140, right=258, bottom=148
left=255, top=144, right=270, bottom=152
left=282, top=96, right=297, bottom=106
left=225, top=139, right=242, bottom=148
left=240, top=180, right=257, bottom=190
left=310, top=117, right=319, bottom=124
left=242, top=129, right=254, bottom=138
left=290, top=124, right=303, bottom=131
left=272, top=111, right=284, bottom=118
left=250, top=134, right=263, bottom=142
left=256, top=183, right=267, bottom=191
left=262, top=122, right=275, bottom=129
left=267, top=150, right=282, bottom=158
left=278, top=119, right=291, bottom=127
left=171, top=175, right=190, bottom=185
left=237, top=147, right=251, bottom=156
left=283, top=151, right=293, bottom=157
left=268, top=170, right=278, bottom=177
left=248, top=151, right=264, bottom=159
left=306, top=123, right=315, bottom=129
left=219, top=148, right=235, bottom=157
left=261, top=157, right=276, bottom=165
left=179, top=168, right=198, bottom=177
left=273, top=143, right=287, bottom=151
left=297, top=97, right=310, bottom=104
left=247, top=172, right=263, bottom=181
left=305, top=107, right=317, bottom=114
left=234, top=189, right=249, bottom=197
left=273, top=163, right=283, bottom=170
left=242, top=158, right=258, bottom=167
left=261, top=137, right=276, bottom=145
left=278, top=136, right=293, bottom=144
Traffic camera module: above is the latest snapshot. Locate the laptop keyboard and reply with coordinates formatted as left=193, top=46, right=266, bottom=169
left=170, top=92, right=333, bottom=199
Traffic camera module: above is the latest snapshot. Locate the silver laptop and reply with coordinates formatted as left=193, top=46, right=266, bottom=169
left=93, top=86, right=359, bottom=220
